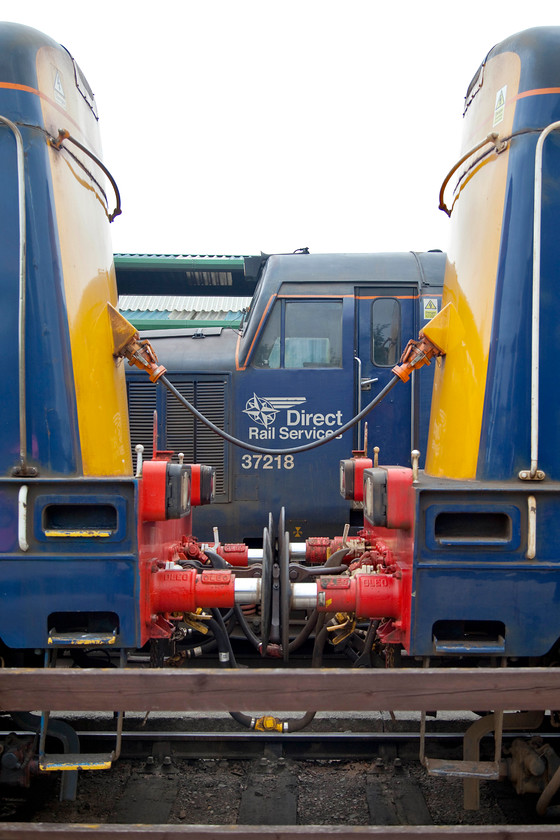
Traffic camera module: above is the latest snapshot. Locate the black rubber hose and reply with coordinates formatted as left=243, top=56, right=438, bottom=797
left=204, top=550, right=254, bottom=639
left=160, top=373, right=399, bottom=456
left=282, top=615, right=331, bottom=732
left=209, top=611, right=256, bottom=730
left=234, top=605, right=261, bottom=651
left=179, top=609, right=237, bottom=660
left=205, top=544, right=341, bottom=733
left=209, top=610, right=237, bottom=668
left=183, top=638, right=218, bottom=658
left=204, top=547, right=262, bottom=651
left=205, top=611, right=254, bottom=730
left=254, top=616, right=330, bottom=734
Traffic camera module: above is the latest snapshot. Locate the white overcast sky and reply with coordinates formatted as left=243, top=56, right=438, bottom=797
left=5, top=1, right=560, bottom=256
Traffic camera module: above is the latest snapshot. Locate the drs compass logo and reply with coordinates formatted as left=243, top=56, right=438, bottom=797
left=240, top=393, right=345, bottom=471
left=242, top=393, right=343, bottom=441
left=243, top=394, right=306, bottom=429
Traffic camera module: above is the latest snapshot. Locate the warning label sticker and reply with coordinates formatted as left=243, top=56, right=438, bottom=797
left=54, top=71, right=66, bottom=108
left=423, top=298, right=438, bottom=320
left=493, top=85, right=507, bottom=127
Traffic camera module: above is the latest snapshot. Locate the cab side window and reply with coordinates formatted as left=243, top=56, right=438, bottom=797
left=253, top=299, right=343, bottom=369
left=252, top=303, right=281, bottom=368
left=372, top=298, right=400, bottom=366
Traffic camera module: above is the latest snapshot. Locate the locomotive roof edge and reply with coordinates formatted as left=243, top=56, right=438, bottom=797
left=123, top=250, right=446, bottom=345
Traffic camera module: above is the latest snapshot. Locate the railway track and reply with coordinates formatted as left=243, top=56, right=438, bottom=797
left=1, top=667, right=560, bottom=836
left=1, top=755, right=558, bottom=837
left=0, top=747, right=552, bottom=828
left=11, top=721, right=557, bottom=762
left=2, top=830, right=560, bottom=840
left=0, top=717, right=558, bottom=833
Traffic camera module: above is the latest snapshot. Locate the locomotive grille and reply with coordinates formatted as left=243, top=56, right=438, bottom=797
left=127, top=380, right=157, bottom=462
left=165, top=381, right=196, bottom=464
left=165, top=379, right=227, bottom=498
left=127, top=377, right=228, bottom=499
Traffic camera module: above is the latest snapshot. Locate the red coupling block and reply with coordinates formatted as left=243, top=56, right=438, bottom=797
left=215, top=543, right=249, bottom=567
left=386, top=467, right=414, bottom=530
left=316, top=573, right=402, bottom=620
left=306, top=537, right=332, bottom=565
left=141, top=460, right=168, bottom=521
left=150, top=568, right=235, bottom=614
left=195, top=570, right=235, bottom=608
left=190, top=464, right=214, bottom=506
left=340, top=457, right=373, bottom=502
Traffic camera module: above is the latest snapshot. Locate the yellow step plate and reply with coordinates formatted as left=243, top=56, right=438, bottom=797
left=40, top=753, right=113, bottom=771
left=425, top=758, right=500, bottom=779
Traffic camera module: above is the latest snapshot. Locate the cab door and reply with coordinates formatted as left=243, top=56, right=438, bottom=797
left=355, top=286, right=417, bottom=466
left=235, top=294, right=354, bottom=539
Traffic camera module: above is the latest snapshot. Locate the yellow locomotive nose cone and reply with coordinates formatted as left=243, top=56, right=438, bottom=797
left=107, top=301, right=138, bottom=356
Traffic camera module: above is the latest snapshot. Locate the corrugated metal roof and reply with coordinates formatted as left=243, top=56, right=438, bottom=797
left=119, top=295, right=251, bottom=312
left=124, top=309, right=243, bottom=322
left=115, top=253, right=250, bottom=259
left=114, top=254, right=250, bottom=273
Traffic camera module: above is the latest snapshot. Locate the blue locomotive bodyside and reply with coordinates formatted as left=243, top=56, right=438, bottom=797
left=359, top=27, right=560, bottom=661
left=0, top=23, right=142, bottom=653
left=412, top=26, right=560, bottom=658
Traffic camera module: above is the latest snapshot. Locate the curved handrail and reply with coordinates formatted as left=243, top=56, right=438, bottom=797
left=0, top=115, right=31, bottom=475
left=525, top=120, right=560, bottom=480
left=438, top=131, right=506, bottom=216
left=50, top=128, right=122, bottom=222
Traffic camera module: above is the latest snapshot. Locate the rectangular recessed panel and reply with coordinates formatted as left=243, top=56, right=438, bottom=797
left=423, top=503, right=521, bottom=552
left=433, top=620, right=506, bottom=653
left=435, top=511, right=511, bottom=542
left=44, top=503, right=117, bottom=533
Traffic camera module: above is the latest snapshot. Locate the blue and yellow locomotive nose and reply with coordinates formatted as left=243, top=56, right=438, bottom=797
left=426, top=27, right=560, bottom=482
left=0, top=22, right=131, bottom=479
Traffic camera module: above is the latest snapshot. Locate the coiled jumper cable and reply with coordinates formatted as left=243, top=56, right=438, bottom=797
left=159, top=372, right=398, bottom=456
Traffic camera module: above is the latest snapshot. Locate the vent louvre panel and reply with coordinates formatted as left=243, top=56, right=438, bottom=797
left=126, top=377, right=228, bottom=500
left=165, top=379, right=227, bottom=498
left=165, top=382, right=196, bottom=464
left=127, top=381, right=157, bottom=462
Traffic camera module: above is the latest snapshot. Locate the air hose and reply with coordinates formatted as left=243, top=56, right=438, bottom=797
left=203, top=550, right=327, bottom=733
left=159, top=373, right=399, bottom=456
left=205, top=547, right=261, bottom=651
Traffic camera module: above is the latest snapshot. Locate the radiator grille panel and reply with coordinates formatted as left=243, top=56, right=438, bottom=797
left=127, top=377, right=228, bottom=499
left=127, top=380, right=157, bottom=463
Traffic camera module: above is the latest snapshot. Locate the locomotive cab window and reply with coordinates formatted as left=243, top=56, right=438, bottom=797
left=372, top=298, right=400, bottom=366
left=252, top=299, right=342, bottom=369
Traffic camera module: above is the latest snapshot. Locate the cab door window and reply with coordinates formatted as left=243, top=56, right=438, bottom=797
left=371, top=298, right=400, bottom=366
left=253, top=299, right=342, bottom=369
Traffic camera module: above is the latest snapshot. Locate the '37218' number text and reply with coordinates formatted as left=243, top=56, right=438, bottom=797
left=241, top=454, right=294, bottom=470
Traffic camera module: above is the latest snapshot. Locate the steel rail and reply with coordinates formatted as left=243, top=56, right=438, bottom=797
left=1, top=667, right=559, bottom=713
left=70, top=729, right=475, bottom=741
left=0, top=822, right=559, bottom=838
left=48, top=726, right=548, bottom=762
